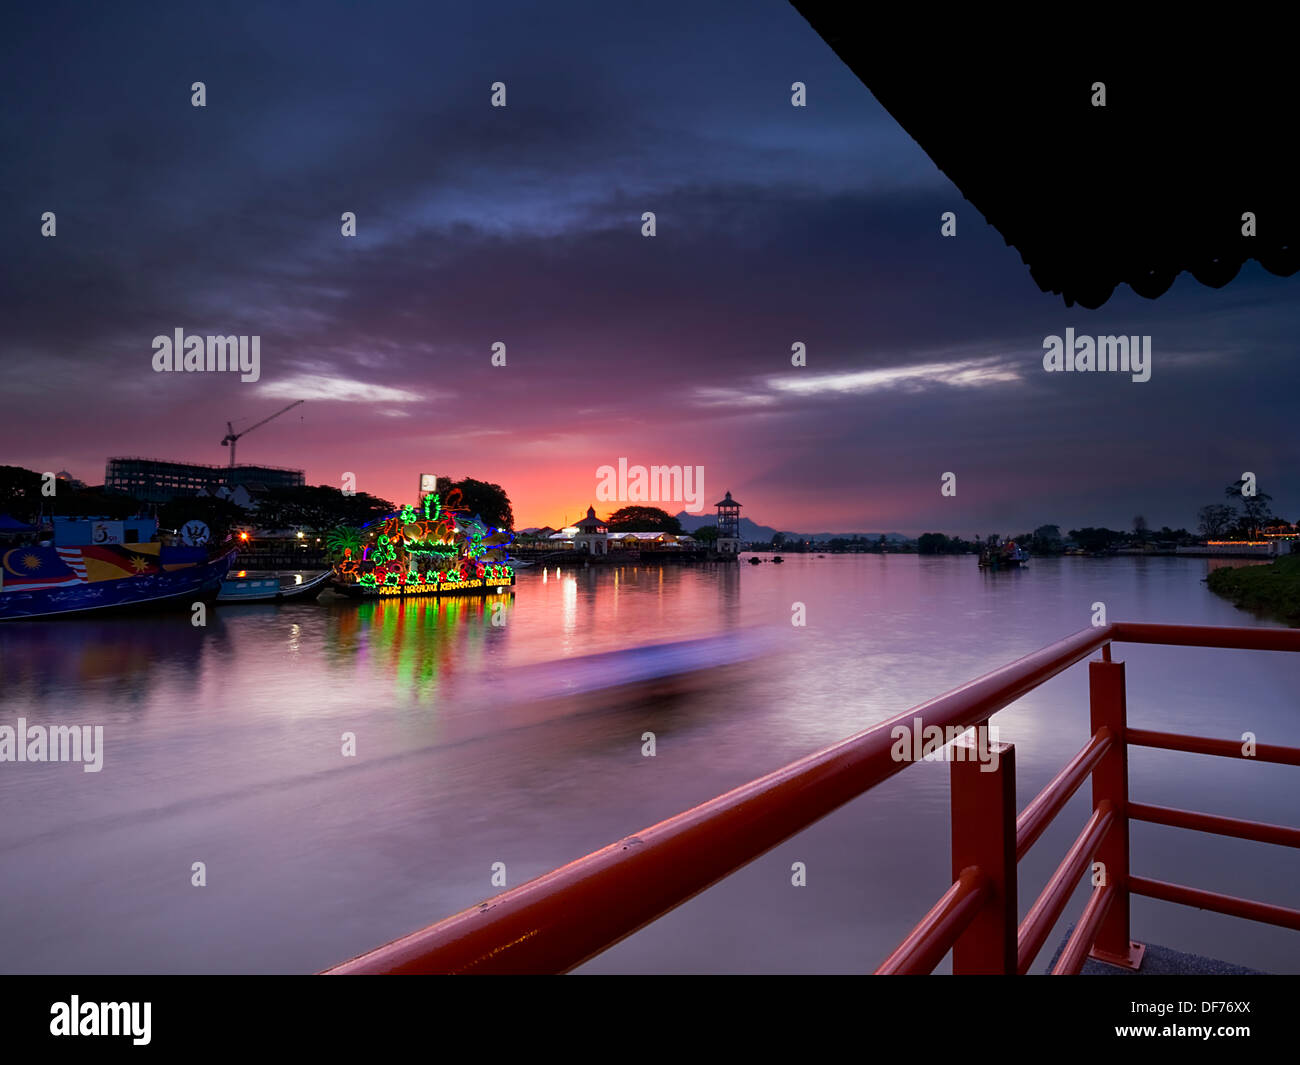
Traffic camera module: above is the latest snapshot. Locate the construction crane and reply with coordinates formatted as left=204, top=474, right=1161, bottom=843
left=221, top=400, right=305, bottom=467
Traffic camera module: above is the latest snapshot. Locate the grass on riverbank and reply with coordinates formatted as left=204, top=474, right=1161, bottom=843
left=1206, top=554, right=1300, bottom=625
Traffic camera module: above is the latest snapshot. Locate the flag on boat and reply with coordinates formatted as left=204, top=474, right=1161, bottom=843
left=68, top=544, right=163, bottom=582
left=0, top=548, right=84, bottom=591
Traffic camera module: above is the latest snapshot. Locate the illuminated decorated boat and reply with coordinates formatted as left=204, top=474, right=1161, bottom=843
left=330, top=492, right=516, bottom=599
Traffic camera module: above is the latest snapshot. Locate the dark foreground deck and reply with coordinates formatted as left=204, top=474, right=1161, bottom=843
left=1047, top=931, right=1267, bottom=975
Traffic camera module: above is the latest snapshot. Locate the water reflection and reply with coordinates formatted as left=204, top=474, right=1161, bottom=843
left=0, top=611, right=231, bottom=715
left=321, top=592, right=516, bottom=702
left=1, top=557, right=1296, bottom=975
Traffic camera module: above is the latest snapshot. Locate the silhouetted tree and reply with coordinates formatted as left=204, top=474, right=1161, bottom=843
left=258, top=485, right=393, bottom=532
left=607, top=506, right=682, bottom=533
left=1197, top=504, right=1235, bottom=539
left=1224, top=479, right=1273, bottom=538
left=917, top=532, right=951, bottom=554
left=435, top=477, right=513, bottom=530
left=1068, top=527, right=1123, bottom=553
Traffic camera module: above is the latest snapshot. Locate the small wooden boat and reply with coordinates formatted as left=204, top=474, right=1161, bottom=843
left=772, top=555, right=785, bottom=564
left=747, top=556, right=763, bottom=565
left=218, top=570, right=332, bottom=603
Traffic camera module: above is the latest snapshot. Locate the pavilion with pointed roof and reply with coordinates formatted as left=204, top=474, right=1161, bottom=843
left=573, top=506, right=609, bottom=555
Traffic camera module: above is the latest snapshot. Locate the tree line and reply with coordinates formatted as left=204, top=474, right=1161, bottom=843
left=1196, top=478, right=1285, bottom=540
left=0, top=465, right=514, bottom=542
left=914, top=480, right=1289, bottom=556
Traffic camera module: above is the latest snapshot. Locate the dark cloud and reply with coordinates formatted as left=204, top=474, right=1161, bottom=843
left=2, top=1, right=1297, bottom=530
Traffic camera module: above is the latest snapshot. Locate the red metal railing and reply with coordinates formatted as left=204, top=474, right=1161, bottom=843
left=323, top=622, right=1300, bottom=975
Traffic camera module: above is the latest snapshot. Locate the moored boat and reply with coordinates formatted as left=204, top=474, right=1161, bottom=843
left=218, top=569, right=332, bottom=603
left=978, top=537, right=1029, bottom=569
left=0, top=516, right=235, bottom=621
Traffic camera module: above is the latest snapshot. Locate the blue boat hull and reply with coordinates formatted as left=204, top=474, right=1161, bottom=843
left=218, top=570, right=332, bottom=603
left=0, top=550, right=236, bottom=621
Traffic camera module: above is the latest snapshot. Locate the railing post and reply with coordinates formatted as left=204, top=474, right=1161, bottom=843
left=1088, top=656, right=1145, bottom=969
left=950, top=727, right=1016, bottom=973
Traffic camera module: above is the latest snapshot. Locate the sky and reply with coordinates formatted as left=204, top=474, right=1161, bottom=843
left=2, top=1, right=1297, bottom=535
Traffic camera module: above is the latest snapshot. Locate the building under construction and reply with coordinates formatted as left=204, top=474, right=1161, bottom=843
left=104, top=457, right=304, bottom=503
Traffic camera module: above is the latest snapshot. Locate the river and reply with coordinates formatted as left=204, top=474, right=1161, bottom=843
left=0, top=554, right=1295, bottom=973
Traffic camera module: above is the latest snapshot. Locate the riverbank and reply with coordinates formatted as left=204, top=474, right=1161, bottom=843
left=1206, top=554, right=1300, bottom=624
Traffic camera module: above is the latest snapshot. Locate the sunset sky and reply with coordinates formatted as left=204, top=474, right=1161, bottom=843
left=3, top=2, right=1297, bottom=534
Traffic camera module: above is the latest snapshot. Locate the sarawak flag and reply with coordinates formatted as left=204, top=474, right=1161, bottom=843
left=73, top=545, right=161, bottom=583
left=1, top=548, right=83, bottom=591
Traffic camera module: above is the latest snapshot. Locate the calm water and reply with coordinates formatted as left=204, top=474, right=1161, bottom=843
left=1, top=555, right=1296, bottom=974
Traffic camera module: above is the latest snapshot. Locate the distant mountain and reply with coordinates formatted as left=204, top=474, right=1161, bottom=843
left=674, top=511, right=911, bottom=543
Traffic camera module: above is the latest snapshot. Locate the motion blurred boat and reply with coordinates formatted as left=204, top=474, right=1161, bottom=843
left=402, top=628, right=785, bottom=748
left=218, top=570, right=332, bottom=603
left=0, top=516, right=235, bottom=621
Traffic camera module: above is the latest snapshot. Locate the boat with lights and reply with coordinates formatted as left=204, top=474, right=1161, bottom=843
left=978, top=537, right=1029, bottom=570
left=330, top=491, right=516, bottom=599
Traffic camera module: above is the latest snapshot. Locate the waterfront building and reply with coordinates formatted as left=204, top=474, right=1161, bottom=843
left=610, top=531, right=677, bottom=549
left=197, top=483, right=265, bottom=509
left=572, top=506, right=609, bottom=555
left=105, top=457, right=304, bottom=503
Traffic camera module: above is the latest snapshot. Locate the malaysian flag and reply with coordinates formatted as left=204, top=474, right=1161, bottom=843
left=1, top=548, right=84, bottom=592
left=55, top=547, right=89, bottom=581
